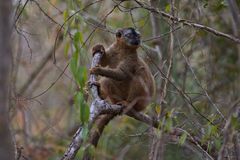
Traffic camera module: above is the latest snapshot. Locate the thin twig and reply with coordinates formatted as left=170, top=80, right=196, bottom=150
left=14, top=26, right=33, bottom=62
left=14, top=0, right=29, bottom=24
left=176, top=36, right=226, bottom=121
left=19, top=38, right=62, bottom=94
left=143, top=26, right=181, bottom=42
left=53, top=0, right=105, bottom=64
left=162, top=0, right=175, bottom=102
left=141, top=46, right=214, bottom=125
left=134, top=0, right=240, bottom=44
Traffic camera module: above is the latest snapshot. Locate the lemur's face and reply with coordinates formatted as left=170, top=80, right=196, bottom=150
left=116, top=28, right=141, bottom=47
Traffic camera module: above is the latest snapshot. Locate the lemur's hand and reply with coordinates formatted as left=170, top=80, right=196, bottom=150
left=90, top=65, right=101, bottom=75
left=92, top=44, right=105, bottom=56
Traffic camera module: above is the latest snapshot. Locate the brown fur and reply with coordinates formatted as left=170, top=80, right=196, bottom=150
left=90, top=28, right=155, bottom=112
left=87, top=28, right=155, bottom=148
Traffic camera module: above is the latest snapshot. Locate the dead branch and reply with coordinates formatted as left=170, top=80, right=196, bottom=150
left=61, top=127, right=84, bottom=160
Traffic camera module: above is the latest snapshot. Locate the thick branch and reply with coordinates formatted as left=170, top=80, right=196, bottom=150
left=61, top=127, right=84, bottom=160
left=61, top=51, right=123, bottom=160
left=89, top=52, right=122, bottom=121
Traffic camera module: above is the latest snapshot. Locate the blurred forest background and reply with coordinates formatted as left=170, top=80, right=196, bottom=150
left=1, top=0, right=240, bottom=160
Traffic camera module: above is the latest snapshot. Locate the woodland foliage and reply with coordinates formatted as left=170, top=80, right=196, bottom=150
left=6, top=0, right=240, bottom=160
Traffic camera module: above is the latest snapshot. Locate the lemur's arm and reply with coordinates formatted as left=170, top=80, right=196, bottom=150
left=90, top=66, right=128, bottom=81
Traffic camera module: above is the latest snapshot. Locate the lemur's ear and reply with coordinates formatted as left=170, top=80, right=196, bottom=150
left=116, top=29, right=122, bottom=38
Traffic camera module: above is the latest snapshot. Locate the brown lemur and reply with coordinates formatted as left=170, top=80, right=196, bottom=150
left=90, top=27, right=155, bottom=112
left=88, top=27, right=155, bottom=146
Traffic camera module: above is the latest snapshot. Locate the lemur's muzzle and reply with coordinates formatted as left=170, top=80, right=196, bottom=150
left=130, top=39, right=141, bottom=45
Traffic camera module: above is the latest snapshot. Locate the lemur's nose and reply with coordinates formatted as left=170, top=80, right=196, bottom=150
left=132, top=39, right=140, bottom=45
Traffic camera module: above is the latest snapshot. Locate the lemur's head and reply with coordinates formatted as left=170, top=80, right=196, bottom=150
left=116, top=27, right=141, bottom=48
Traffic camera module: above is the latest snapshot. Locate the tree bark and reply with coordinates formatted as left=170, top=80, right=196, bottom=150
left=227, top=0, right=240, bottom=64
left=0, top=0, right=15, bottom=160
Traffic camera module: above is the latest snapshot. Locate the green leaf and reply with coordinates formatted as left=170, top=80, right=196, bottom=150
left=64, top=41, right=70, bottom=58
left=74, top=32, right=80, bottom=42
left=179, top=132, right=187, bottom=145
left=63, top=10, right=69, bottom=22
left=62, top=10, right=69, bottom=37
left=231, top=115, right=240, bottom=130
left=77, top=66, right=87, bottom=90
left=70, top=52, right=78, bottom=78
left=80, top=101, right=89, bottom=124
left=77, top=144, right=95, bottom=160
left=81, top=125, right=89, bottom=141
left=76, top=0, right=82, bottom=7
left=87, top=144, right=95, bottom=157
left=74, top=31, right=83, bottom=47
left=207, top=125, right=217, bottom=137
left=74, top=92, right=89, bottom=124
left=76, top=147, right=84, bottom=159
left=164, top=118, right=173, bottom=132
left=165, top=4, right=170, bottom=13
left=214, top=138, right=221, bottom=150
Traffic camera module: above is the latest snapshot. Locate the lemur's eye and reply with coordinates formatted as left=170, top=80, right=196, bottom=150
left=125, top=33, right=132, bottom=38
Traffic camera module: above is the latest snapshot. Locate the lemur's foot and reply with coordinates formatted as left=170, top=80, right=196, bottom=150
left=116, top=100, right=128, bottom=107
left=88, top=80, right=100, bottom=88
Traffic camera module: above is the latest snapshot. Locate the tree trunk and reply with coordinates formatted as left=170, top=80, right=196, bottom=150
left=0, top=0, right=15, bottom=160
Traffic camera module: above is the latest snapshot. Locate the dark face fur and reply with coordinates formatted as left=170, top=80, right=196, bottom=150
left=116, top=28, right=141, bottom=47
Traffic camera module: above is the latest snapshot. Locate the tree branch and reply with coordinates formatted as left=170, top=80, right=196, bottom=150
left=135, top=0, right=240, bottom=44
left=62, top=50, right=215, bottom=160
left=61, top=51, right=123, bottom=160
left=149, top=0, right=162, bottom=60
left=18, top=37, right=62, bottom=94
left=61, top=127, right=84, bottom=160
